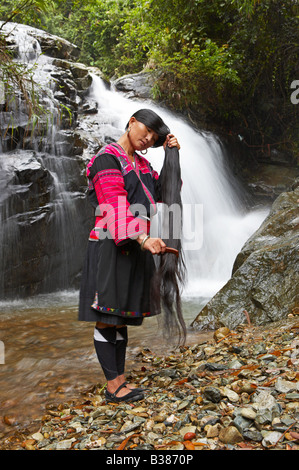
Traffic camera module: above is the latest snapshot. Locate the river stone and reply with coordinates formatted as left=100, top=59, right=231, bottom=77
left=242, top=430, right=263, bottom=442
left=202, top=386, right=222, bottom=403
left=219, top=426, right=243, bottom=444
left=153, top=423, right=166, bottom=434
left=179, top=425, right=197, bottom=438
left=192, top=182, right=299, bottom=330
left=275, top=377, right=298, bottom=394
left=285, top=402, right=299, bottom=413
left=204, top=423, right=222, bottom=438
left=233, top=415, right=252, bottom=433
left=31, top=432, right=44, bottom=441
left=213, top=327, right=230, bottom=342
left=220, top=386, right=240, bottom=403
left=253, top=390, right=281, bottom=426
left=120, top=420, right=141, bottom=433
left=262, top=431, right=283, bottom=448
left=55, top=438, right=76, bottom=450
left=240, top=407, right=257, bottom=420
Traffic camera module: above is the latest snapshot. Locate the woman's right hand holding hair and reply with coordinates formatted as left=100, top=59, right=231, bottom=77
left=136, top=234, right=166, bottom=255
left=163, top=134, right=180, bottom=150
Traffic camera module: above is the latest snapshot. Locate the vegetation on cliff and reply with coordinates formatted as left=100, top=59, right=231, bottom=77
left=1, top=0, right=298, bottom=159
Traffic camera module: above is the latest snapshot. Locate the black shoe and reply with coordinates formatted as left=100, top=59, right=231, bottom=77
left=105, top=382, right=144, bottom=403
left=123, top=381, right=149, bottom=393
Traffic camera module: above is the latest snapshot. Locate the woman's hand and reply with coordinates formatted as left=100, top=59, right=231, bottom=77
left=163, top=134, right=180, bottom=151
left=136, top=235, right=166, bottom=255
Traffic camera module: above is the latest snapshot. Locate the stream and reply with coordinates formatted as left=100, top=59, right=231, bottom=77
left=0, top=23, right=269, bottom=439
left=0, top=292, right=213, bottom=436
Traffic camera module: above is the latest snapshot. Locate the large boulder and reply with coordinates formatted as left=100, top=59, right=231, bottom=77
left=1, top=21, right=80, bottom=61
left=113, top=71, right=158, bottom=99
left=191, top=179, right=299, bottom=330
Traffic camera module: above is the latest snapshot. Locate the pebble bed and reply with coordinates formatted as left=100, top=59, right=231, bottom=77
left=2, top=317, right=299, bottom=451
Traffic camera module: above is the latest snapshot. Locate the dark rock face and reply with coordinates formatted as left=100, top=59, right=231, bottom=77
left=192, top=180, right=299, bottom=330
left=0, top=150, right=91, bottom=298
left=0, top=23, right=100, bottom=299
left=113, top=71, right=158, bottom=99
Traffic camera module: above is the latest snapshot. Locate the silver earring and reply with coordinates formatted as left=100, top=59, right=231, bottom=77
left=140, top=149, right=148, bottom=155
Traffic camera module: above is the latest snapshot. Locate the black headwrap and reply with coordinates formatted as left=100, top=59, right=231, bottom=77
left=126, top=109, right=170, bottom=147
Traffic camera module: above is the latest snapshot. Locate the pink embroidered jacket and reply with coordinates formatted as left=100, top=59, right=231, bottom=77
left=86, top=143, right=161, bottom=245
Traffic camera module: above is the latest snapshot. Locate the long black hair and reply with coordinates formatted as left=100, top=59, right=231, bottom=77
left=151, top=144, right=187, bottom=347
left=132, top=108, right=187, bottom=346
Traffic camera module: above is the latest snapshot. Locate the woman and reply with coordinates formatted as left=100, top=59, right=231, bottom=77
left=79, top=108, right=181, bottom=403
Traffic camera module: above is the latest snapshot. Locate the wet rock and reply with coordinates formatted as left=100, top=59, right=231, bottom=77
left=1, top=22, right=80, bottom=61
left=245, top=162, right=299, bottom=202
left=3, top=416, right=18, bottom=426
left=0, top=23, right=95, bottom=298
left=113, top=71, right=159, bottom=100
left=192, top=183, right=299, bottom=330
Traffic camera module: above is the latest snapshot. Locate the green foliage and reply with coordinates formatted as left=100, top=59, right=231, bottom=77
left=0, top=0, right=297, bottom=156
left=0, top=0, right=49, bottom=27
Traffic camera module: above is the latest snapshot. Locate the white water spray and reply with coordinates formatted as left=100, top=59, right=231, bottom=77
left=88, top=76, right=268, bottom=299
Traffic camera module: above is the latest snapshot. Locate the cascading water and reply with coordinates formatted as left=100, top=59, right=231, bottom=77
left=84, top=75, right=268, bottom=300
left=0, top=23, right=89, bottom=298
left=0, top=25, right=270, bottom=433
left=0, top=22, right=268, bottom=305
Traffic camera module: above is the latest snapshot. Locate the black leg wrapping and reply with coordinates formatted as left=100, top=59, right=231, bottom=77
left=115, top=326, right=128, bottom=376
left=94, top=327, right=118, bottom=381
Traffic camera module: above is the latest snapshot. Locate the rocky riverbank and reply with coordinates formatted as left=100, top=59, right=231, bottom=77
left=1, top=316, right=298, bottom=451
left=192, top=179, right=299, bottom=331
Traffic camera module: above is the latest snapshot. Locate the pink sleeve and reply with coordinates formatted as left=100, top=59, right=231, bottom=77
left=91, top=166, right=149, bottom=245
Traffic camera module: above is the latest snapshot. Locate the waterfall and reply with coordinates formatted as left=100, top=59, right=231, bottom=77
left=0, top=22, right=268, bottom=302
left=86, top=76, right=268, bottom=300
left=0, top=23, right=89, bottom=299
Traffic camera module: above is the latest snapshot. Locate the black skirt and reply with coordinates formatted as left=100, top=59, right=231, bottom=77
left=78, top=235, right=157, bottom=326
